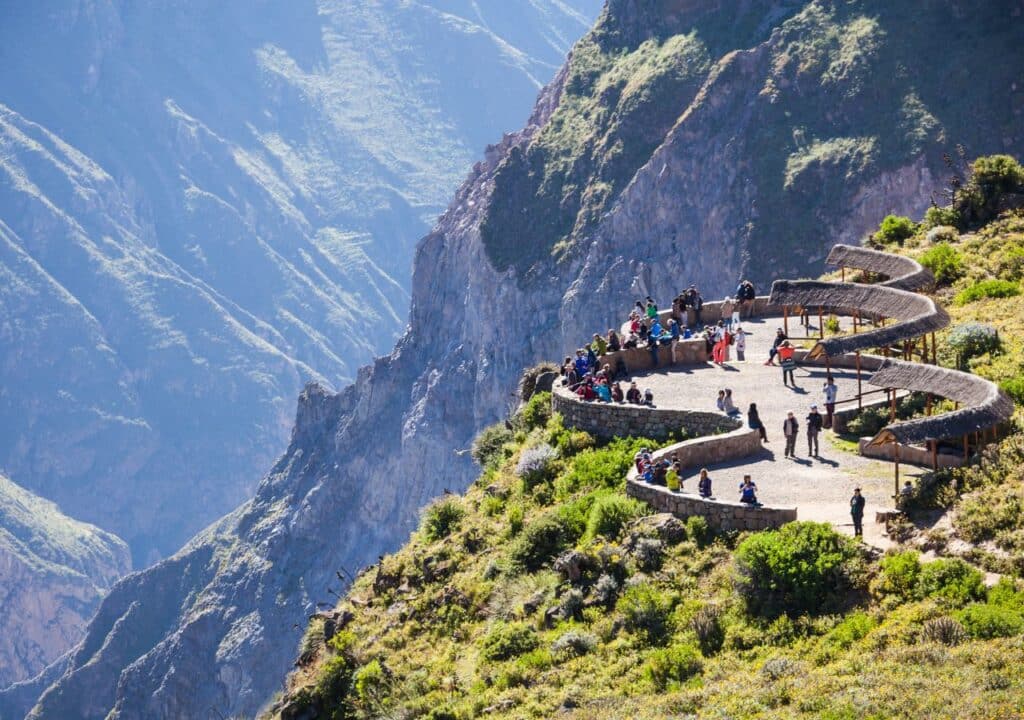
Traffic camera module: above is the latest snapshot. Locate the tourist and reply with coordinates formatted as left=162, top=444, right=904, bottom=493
left=611, top=381, right=624, bottom=403
left=765, top=328, right=787, bottom=366
left=823, top=376, right=838, bottom=428
left=626, top=382, right=642, bottom=404
left=595, top=381, right=612, bottom=402
left=850, top=487, right=865, bottom=538
left=634, top=301, right=645, bottom=319
left=698, top=468, right=712, bottom=498
left=737, top=279, right=756, bottom=319
left=739, top=475, right=759, bottom=505
left=573, top=349, right=589, bottom=378
left=624, top=331, right=640, bottom=349
left=806, top=404, right=823, bottom=456
left=607, top=329, right=622, bottom=352
left=897, top=480, right=915, bottom=510
left=685, top=286, right=703, bottom=327
left=748, top=402, right=767, bottom=442
left=586, top=345, right=599, bottom=372
left=643, top=388, right=655, bottom=406
left=723, top=389, right=740, bottom=416
left=734, top=326, right=746, bottom=362
left=592, top=333, right=608, bottom=357
left=668, top=318, right=681, bottom=363
left=645, top=297, right=658, bottom=321
left=634, top=452, right=644, bottom=475
left=669, top=459, right=683, bottom=492
left=783, top=410, right=799, bottom=458
left=642, top=461, right=655, bottom=484
left=653, top=459, right=668, bottom=485
left=722, top=297, right=735, bottom=330
left=779, top=341, right=797, bottom=387
left=712, top=321, right=726, bottom=364
left=716, top=390, right=726, bottom=411
left=576, top=379, right=596, bottom=401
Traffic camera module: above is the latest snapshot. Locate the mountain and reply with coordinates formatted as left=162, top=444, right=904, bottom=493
left=0, top=0, right=602, bottom=567
left=0, top=472, right=130, bottom=689
left=7, top=1, right=1024, bottom=719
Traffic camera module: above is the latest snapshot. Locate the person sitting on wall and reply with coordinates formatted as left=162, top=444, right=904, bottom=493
left=716, top=389, right=726, bottom=411
left=698, top=468, right=713, bottom=498
left=607, top=328, right=622, bottom=352
left=595, top=380, right=612, bottom=402
left=592, top=332, right=608, bottom=357
left=576, top=378, right=596, bottom=401
left=653, top=459, right=668, bottom=485
left=722, top=389, right=740, bottom=416
left=645, top=296, right=658, bottom=320
left=573, top=349, right=589, bottom=378
left=739, top=475, right=760, bottom=506
left=611, top=381, right=624, bottom=403
left=624, top=332, right=640, bottom=349
left=738, top=279, right=756, bottom=319
left=643, top=387, right=655, bottom=406
left=766, top=328, right=787, bottom=366
left=684, top=286, right=703, bottom=327
left=629, top=311, right=642, bottom=335
left=633, top=452, right=645, bottom=475
left=626, top=382, right=642, bottom=404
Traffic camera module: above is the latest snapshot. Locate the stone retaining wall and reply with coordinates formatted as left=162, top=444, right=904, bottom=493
left=595, top=338, right=707, bottom=376
left=626, top=428, right=796, bottom=531
left=552, top=387, right=739, bottom=440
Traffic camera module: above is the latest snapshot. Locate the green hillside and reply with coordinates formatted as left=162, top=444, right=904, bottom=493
left=268, top=157, right=1024, bottom=720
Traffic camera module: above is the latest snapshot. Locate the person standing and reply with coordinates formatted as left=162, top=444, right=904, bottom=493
left=783, top=411, right=799, bottom=458
left=779, top=341, right=797, bottom=387
left=823, top=376, right=838, bottom=428
left=734, top=326, right=746, bottom=362
left=806, top=405, right=823, bottom=456
left=850, top=487, right=866, bottom=538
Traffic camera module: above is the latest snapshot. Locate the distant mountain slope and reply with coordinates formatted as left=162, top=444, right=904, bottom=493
left=9, top=2, right=1022, bottom=720
left=0, top=472, right=130, bottom=688
left=0, top=0, right=601, bottom=566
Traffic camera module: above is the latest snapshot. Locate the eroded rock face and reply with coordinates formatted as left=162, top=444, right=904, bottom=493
left=0, top=473, right=130, bottom=689
left=10, top=1, right=1024, bottom=719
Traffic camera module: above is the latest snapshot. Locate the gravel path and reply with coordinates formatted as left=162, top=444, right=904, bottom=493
left=630, top=315, right=924, bottom=547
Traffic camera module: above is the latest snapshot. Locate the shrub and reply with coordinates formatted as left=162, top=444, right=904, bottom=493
left=917, top=558, right=985, bottom=607
left=643, top=643, right=702, bottom=690
left=919, top=242, right=963, bottom=285
left=988, top=577, right=1024, bottom=612
left=946, top=322, right=1000, bottom=368
left=472, top=423, right=513, bottom=468
left=508, top=512, right=575, bottom=571
left=618, top=583, right=674, bottom=645
left=920, top=616, right=967, bottom=646
left=971, top=154, right=1024, bottom=193
left=313, top=654, right=356, bottom=720
left=353, top=659, right=388, bottom=706
left=824, top=314, right=841, bottom=335
left=480, top=622, right=539, bottom=661
left=734, top=521, right=863, bottom=617
left=823, top=612, right=876, bottom=652
left=593, top=573, right=620, bottom=607
left=873, top=550, right=922, bottom=602
left=515, top=443, right=558, bottom=490
left=685, top=515, right=710, bottom=548
left=422, top=498, right=465, bottom=541
left=520, top=391, right=552, bottom=430
left=556, top=437, right=652, bottom=496
left=632, top=537, right=664, bottom=571
left=954, top=279, right=1020, bottom=305
left=506, top=502, right=525, bottom=536
left=872, top=214, right=917, bottom=246
left=923, top=206, right=961, bottom=230
left=957, top=603, right=1024, bottom=639
left=690, top=605, right=725, bottom=655
left=551, top=630, right=597, bottom=658
left=583, top=494, right=647, bottom=543
left=999, top=376, right=1024, bottom=404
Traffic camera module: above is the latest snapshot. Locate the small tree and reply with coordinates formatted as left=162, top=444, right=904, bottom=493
left=919, top=242, right=963, bottom=285
left=871, top=214, right=917, bottom=247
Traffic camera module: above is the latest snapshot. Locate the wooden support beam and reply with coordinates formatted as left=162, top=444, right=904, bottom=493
left=890, top=389, right=897, bottom=422
left=856, top=351, right=862, bottom=410
left=963, top=434, right=970, bottom=459
left=926, top=393, right=932, bottom=416
left=783, top=305, right=789, bottom=337
left=931, top=332, right=937, bottom=364
left=894, top=442, right=901, bottom=501
left=818, top=305, right=825, bottom=339
left=930, top=440, right=938, bottom=471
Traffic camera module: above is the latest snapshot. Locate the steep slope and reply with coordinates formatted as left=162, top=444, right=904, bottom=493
left=0, top=473, right=130, bottom=688
left=0, top=0, right=601, bottom=565
left=10, top=1, right=1024, bottom=719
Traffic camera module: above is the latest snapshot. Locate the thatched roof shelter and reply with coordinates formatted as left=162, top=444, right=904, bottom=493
left=768, top=280, right=949, bottom=358
left=826, top=244, right=934, bottom=291
left=865, top=360, right=1015, bottom=446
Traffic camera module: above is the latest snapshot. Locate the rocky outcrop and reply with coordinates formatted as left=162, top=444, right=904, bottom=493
left=0, top=0, right=601, bottom=567
left=0, top=473, right=130, bottom=689
left=11, top=2, right=1024, bottom=719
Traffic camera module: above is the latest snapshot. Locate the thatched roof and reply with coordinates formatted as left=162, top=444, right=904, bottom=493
left=768, top=280, right=950, bottom=358
left=865, top=360, right=1015, bottom=445
left=826, top=244, right=934, bottom=291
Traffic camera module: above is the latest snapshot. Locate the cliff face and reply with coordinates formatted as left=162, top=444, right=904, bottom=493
left=0, top=0, right=600, bottom=567
left=0, top=474, right=130, bottom=689
left=9, top=1, right=1024, bottom=719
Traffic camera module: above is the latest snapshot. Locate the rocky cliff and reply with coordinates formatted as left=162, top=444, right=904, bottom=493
left=8, top=1, right=1023, bottom=719
left=0, top=473, right=130, bottom=689
left=0, top=0, right=600, bottom=567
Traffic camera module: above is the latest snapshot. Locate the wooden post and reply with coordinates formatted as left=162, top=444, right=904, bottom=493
left=783, top=305, right=789, bottom=337
left=926, top=393, right=932, bottom=416
left=842, top=266, right=846, bottom=282
left=818, top=305, right=825, bottom=339
left=856, top=351, right=863, bottom=410
left=853, top=310, right=859, bottom=333
left=963, top=434, right=969, bottom=459
left=894, top=442, right=901, bottom=501
left=890, top=389, right=897, bottom=422
left=931, top=332, right=937, bottom=364
left=930, top=440, right=938, bottom=471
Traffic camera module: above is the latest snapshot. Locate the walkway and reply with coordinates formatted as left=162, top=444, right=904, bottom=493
left=629, top=314, right=922, bottom=547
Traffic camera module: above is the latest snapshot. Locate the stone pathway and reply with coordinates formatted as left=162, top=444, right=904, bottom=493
left=629, top=315, right=925, bottom=548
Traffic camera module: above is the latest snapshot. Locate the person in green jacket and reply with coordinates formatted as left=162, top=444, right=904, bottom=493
left=591, top=333, right=608, bottom=357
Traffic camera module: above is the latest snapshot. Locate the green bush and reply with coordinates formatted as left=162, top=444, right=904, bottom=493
left=823, top=611, right=876, bottom=652
left=422, top=498, right=465, bottom=541
left=824, top=314, right=841, bottom=335
left=353, top=659, right=388, bottom=705
left=946, top=322, right=1000, bottom=368
left=556, top=437, right=652, bottom=496
left=923, top=205, right=961, bottom=230
left=472, top=423, right=513, bottom=468
left=618, top=583, right=675, bottom=645
left=917, top=558, right=985, bottom=607
left=643, top=643, right=702, bottom=690
left=582, top=493, right=646, bottom=543
left=988, top=577, right=1024, bottom=613
left=971, top=154, right=1024, bottom=193
left=954, top=279, right=1020, bottom=305
left=873, top=550, right=922, bottom=601
left=919, top=242, right=964, bottom=285
left=520, top=391, right=552, bottom=430
left=480, top=622, right=539, bottom=661
left=508, top=512, right=576, bottom=571
left=685, top=515, right=710, bottom=548
left=734, top=521, right=864, bottom=617
left=999, top=376, right=1024, bottom=404
left=312, top=654, right=356, bottom=720
left=957, top=603, right=1024, bottom=639
left=872, top=214, right=917, bottom=246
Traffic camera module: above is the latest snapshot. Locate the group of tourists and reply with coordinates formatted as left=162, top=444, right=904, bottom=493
left=560, top=349, right=654, bottom=406
left=635, top=448, right=714, bottom=498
